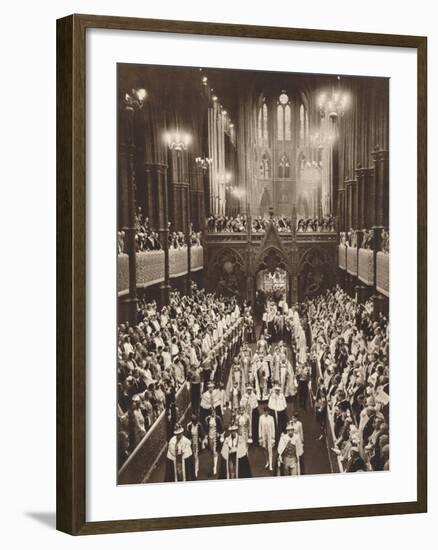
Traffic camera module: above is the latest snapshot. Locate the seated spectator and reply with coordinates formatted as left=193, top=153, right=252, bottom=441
left=117, top=284, right=245, bottom=463
left=305, top=286, right=389, bottom=473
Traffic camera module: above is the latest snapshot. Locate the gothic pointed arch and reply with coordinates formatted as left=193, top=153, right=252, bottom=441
left=256, top=246, right=289, bottom=275
left=297, top=246, right=336, bottom=299
left=207, top=247, right=246, bottom=298
left=254, top=223, right=290, bottom=274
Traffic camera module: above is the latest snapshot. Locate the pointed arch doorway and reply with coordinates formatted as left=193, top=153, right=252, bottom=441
left=256, top=266, right=289, bottom=303
left=253, top=245, right=291, bottom=320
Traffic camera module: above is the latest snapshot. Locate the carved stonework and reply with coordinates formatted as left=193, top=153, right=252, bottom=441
left=203, top=226, right=337, bottom=303
left=258, top=247, right=289, bottom=274
left=258, top=221, right=286, bottom=254
left=207, top=248, right=246, bottom=299
left=297, top=246, right=336, bottom=300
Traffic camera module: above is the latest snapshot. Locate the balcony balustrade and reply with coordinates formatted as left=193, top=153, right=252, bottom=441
left=376, top=252, right=389, bottom=296
left=118, top=246, right=204, bottom=296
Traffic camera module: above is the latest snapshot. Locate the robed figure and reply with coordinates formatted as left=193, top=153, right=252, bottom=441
left=204, top=407, right=224, bottom=476
left=277, top=422, right=304, bottom=476
left=200, top=382, right=222, bottom=426
left=219, top=425, right=252, bottom=479
left=186, top=414, right=205, bottom=478
left=240, top=385, right=260, bottom=445
left=259, top=406, right=276, bottom=470
left=165, top=425, right=196, bottom=482
left=268, top=384, right=288, bottom=442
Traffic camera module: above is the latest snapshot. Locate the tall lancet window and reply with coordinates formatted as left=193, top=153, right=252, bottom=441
left=258, top=100, right=269, bottom=143
left=277, top=104, right=284, bottom=140
left=284, top=103, right=291, bottom=141
left=277, top=92, right=292, bottom=141
left=279, top=154, right=290, bottom=178
left=305, top=109, right=309, bottom=144
left=300, top=104, right=305, bottom=145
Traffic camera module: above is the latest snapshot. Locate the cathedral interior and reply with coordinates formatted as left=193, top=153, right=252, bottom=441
left=117, top=63, right=390, bottom=483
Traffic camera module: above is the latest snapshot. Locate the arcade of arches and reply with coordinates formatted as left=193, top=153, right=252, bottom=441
left=117, top=64, right=390, bottom=484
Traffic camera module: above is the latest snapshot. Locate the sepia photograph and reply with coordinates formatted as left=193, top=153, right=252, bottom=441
left=116, top=63, right=390, bottom=485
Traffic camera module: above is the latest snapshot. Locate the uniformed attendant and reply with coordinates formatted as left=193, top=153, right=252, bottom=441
left=296, top=363, right=311, bottom=410
left=164, top=424, right=196, bottom=482
left=219, top=425, right=252, bottom=479
left=204, top=406, right=223, bottom=476
left=240, top=385, right=259, bottom=445
left=268, top=383, right=288, bottom=443
left=200, top=382, right=222, bottom=426
left=186, top=414, right=205, bottom=478
left=236, top=405, right=251, bottom=446
left=188, top=365, right=201, bottom=415
left=277, top=422, right=304, bottom=476
left=259, top=406, right=275, bottom=470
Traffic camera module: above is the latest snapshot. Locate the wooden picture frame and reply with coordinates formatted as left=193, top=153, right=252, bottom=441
left=56, top=13, right=427, bottom=535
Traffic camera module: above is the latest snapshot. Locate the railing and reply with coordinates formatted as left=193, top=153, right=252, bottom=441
left=204, top=231, right=337, bottom=244
left=376, top=252, right=389, bottom=296
left=191, top=245, right=204, bottom=271
left=338, top=245, right=347, bottom=270
left=118, top=381, right=191, bottom=485
left=338, top=241, right=389, bottom=297
left=358, top=248, right=374, bottom=286
left=295, top=232, right=337, bottom=243
left=118, top=321, right=242, bottom=484
left=310, top=328, right=341, bottom=474
left=204, top=232, right=248, bottom=242
left=169, top=247, right=188, bottom=278
left=346, top=246, right=358, bottom=276
left=117, top=253, right=129, bottom=296
left=136, top=250, right=165, bottom=288
left=118, top=247, right=205, bottom=293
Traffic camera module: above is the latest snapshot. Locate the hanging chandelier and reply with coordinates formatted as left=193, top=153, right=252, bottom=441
left=195, top=156, right=212, bottom=170
left=318, top=76, right=349, bottom=120
left=124, top=88, right=147, bottom=111
left=164, top=130, right=191, bottom=151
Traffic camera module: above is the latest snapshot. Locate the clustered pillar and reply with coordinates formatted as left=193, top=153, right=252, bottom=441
left=155, top=163, right=171, bottom=306
left=372, top=147, right=389, bottom=228
left=119, top=96, right=140, bottom=325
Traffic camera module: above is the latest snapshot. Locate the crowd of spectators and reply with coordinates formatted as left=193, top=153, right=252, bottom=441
left=380, top=228, right=389, bottom=253
left=205, top=214, right=293, bottom=233
left=296, top=215, right=335, bottom=232
left=340, top=228, right=389, bottom=253
left=305, top=287, right=389, bottom=472
left=117, top=284, right=244, bottom=466
left=206, top=214, right=247, bottom=233
left=117, top=209, right=203, bottom=255
left=252, top=216, right=292, bottom=233
left=205, top=214, right=336, bottom=234
left=168, top=230, right=186, bottom=250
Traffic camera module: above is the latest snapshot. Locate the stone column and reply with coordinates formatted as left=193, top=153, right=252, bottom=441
left=345, top=180, right=353, bottom=229
left=362, top=167, right=374, bottom=230
left=185, top=183, right=192, bottom=295
left=156, top=162, right=170, bottom=306
left=144, top=163, right=156, bottom=229
left=351, top=179, right=358, bottom=229
left=363, top=167, right=376, bottom=228
left=371, top=225, right=383, bottom=315
left=119, top=95, right=142, bottom=325
left=355, top=167, right=365, bottom=229
left=337, top=186, right=345, bottom=232
left=372, top=147, right=389, bottom=227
